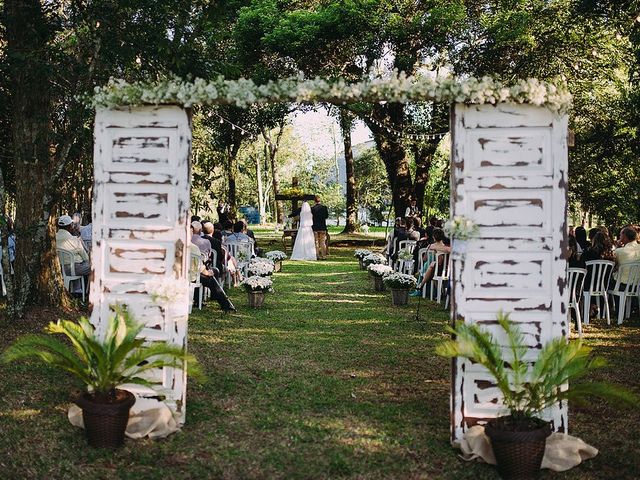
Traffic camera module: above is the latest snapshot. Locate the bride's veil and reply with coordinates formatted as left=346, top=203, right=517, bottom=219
left=300, top=201, right=313, bottom=227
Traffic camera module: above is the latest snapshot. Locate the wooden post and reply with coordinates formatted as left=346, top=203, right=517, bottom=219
left=450, top=103, right=569, bottom=443
left=91, top=106, right=191, bottom=424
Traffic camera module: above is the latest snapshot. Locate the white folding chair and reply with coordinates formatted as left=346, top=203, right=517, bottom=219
left=567, top=267, right=587, bottom=337
left=583, top=260, right=614, bottom=325
left=431, top=252, right=451, bottom=304
left=607, top=262, right=640, bottom=325
left=189, top=250, right=203, bottom=311
left=57, top=248, right=86, bottom=302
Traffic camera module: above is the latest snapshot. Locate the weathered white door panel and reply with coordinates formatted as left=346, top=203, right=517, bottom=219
left=450, top=103, right=569, bottom=443
left=91, top=106, right=191, bottom=424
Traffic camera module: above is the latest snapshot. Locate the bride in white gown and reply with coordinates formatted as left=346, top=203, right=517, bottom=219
left=290, top=201, right=317, bottom=261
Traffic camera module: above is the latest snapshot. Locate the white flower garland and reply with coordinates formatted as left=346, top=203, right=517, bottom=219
left=265, top=250, right=287, bottom=262
left=397, top=249, right=414, bottom=261
left=242, top=275, right=273, bottom=292
left=368, top=264, right=393, bottom=277
left=91, top=72, right=572, bottom=113
left=382, top=272, right=417, bottom=289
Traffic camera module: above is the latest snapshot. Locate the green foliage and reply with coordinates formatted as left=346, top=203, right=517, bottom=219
left=436, top=312, right=637, bottom=420
left=1, top=305, right=201, bottom=397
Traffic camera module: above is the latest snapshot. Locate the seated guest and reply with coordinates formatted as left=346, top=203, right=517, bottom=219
left=575, top=226, right=589, bottom=253
left=56, top=214, right=91, bottom=281
left=80, top=222, right=92, bottom=253
left=613, top=226, right=640, bottom=285
left=242, top=220, right=262, bottom=256
left=220, top=220, right=234, bottom=238
left=414, top=217, right=426, bottom=239
left=202, top=221, right=224, bottom=273
left=191, top=221, right=211, bottom=258
left=567, top=236, right=585, bottom=268
left=411, top=228, right=450, bottom=296
left=226, top=221, right=252, bottom=243
left=405, top=217, right=420, bottom=241
left=582, top=231, right=615, bottom=304
left=189, top=243, right=235, bottom=313
left=213, top=222, right=223, bottom=241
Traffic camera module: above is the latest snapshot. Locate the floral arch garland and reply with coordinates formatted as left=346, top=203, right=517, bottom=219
left=92, top=71, right=572, bottom=113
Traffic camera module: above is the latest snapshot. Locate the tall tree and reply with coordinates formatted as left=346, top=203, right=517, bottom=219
left=339, top=110, right=358, bottom=233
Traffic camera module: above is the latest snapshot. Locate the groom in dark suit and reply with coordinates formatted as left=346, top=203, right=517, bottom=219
left=311, top=195, right=329, bottom=259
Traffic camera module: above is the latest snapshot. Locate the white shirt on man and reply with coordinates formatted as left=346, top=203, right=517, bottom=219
left=56, top=229, right=89, bottom=264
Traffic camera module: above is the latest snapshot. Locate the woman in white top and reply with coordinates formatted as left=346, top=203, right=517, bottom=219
left=290, top=202, right=317, bottom=261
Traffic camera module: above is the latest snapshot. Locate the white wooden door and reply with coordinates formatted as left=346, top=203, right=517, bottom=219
left=450, top=103, right=569, bottom=443
left=90, top=106, right=191, bottom=423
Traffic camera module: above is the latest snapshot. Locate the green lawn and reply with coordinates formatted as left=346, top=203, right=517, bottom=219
left=0, top=247, right=639, bottom=479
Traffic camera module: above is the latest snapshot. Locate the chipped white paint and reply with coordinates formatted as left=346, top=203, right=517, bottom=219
left=91, top=106, right=191, bottom=423
left=450, top=103, right=569, bottom=443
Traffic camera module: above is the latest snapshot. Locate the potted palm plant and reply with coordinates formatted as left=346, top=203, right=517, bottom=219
left=436, top=312, right=636, bottom=479
left=1, top=305, right=200, bottom=448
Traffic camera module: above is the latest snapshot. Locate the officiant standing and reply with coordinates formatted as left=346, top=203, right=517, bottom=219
left=311, top=195, right=329, bottom=260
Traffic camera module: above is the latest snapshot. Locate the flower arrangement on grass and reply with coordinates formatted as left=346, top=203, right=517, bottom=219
left=241, top=275, right=273, bottom=293
left=145, top=278, right=189, bottom=306
left=397, top=249, right=414, bottom=261
left=368, top=264, right=393, bottom=277
left=247, top=258, right=275, bottom=277
left=266, top=250, right=287, bottom=262
left=362, top=253, right=387, bottom=267
left=383, top=272, right=417, bottom=290
left=443, top=216, right=479, bottom=240
left=354, top=249, right=372, bottom=259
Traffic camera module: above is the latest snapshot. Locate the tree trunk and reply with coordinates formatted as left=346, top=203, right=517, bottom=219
left=340, top=110, right=358, bottom=233
left=365, top=103, right=413, bottom=219
left=5, top=0, right=70, bottom=317
left=226, top=140, right=241, bottom=219
left=412, top=143, right=437, bottom=220
left=262, top=123, right=286, bottom=224
left=254, top=155, right=266, bottom=223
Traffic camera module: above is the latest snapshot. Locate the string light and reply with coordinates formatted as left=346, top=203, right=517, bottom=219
left=362, top=114, right=449, bottom=141
left=211, top=112, right=255, bottom=139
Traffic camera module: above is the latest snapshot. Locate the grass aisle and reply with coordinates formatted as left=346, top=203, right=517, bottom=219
left=0, top=246, right=639, bottom=479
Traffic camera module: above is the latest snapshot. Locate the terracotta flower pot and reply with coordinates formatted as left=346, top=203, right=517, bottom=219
left=247, top=290, right=265, bottom=308
left=75, top=389, right=136, bottom=448
left=390, top=288, right=409, bottom=306
left=485, top=416, right=552, bottom=480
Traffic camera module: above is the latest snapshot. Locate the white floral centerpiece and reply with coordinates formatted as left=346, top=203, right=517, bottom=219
left=368, top=264, right=393, bottom=292
left=266, top=250, right=287, bottom=262
left=266, top=250, right=287, bottom=272
left=443, top=215, right=480, bottom=259
left=354, top=249, right=373, bottom=269
left=247, top=258, right=275, bottom=277
left=383, top=272, right=417, bottom=290
left=362, top=253, right=387, bottom=267
left=241, top=275, right=273, bottom=293
left=368, top=264, right=393, bottom=277
left=383, top=272, right=417, bottom=306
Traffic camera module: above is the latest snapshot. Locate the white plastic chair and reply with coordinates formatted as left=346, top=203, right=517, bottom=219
left=189, top=250, right=204, bottom=312
left=583, top=260, right=614, bottom=325
left=419, top=249, right=437, bottom=298
left=224, top=240, right=253, bottom=288
left=430, top=252, right=451, bottom=304
left=567, top=267, right=587, bottom=337
left=57, top=248, right=86, bottom=302
left=607, top=262, right=640, bottom=325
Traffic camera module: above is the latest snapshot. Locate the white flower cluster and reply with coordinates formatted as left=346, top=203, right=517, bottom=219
left=362, top=253, right=387, bottom=266
left=354, top=249, right=372, bottom=259
left=247, top=258, right=275, bottom=277
left=443, top=216, right=480, bottom=240
left=397, top=249, right=414, bottom=261
left=91, top=72, right=572, bottom=113
left=241, top=275, right=273, bottom=292
left=265, top=250, right=287, bottom=262
left=145, top=278, right=188, bottom=306
left=368, top=264, right=393, bottom=277
left=382, top=272, right=417, bottom=289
